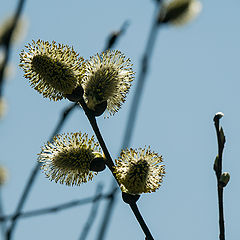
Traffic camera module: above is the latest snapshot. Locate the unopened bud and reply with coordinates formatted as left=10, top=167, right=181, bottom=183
left=213, top=112, right=224, bottom=122
left=92, top=101, right=108, bottom=117
left=65, top=85, right=84, bottom=102
left=90, top=156, right=106, bottom=172
left=219, top=172, right=230, bottom=187
left=213, top=155, right=219, bottom=173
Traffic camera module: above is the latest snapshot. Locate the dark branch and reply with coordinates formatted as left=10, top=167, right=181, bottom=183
left=213, top=113, right=226, bottom=240
left=0, top=190, right=111, bottom=222
left=0, top=0, right=26, bottom=97
left=129, top=203, right=154, bottom=240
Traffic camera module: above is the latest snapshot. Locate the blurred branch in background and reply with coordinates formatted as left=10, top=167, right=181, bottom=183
left=0, top=0, right=26, bottom=97
left=0, top=0, right=26, bottom=238
left=5, top=20, right=130, bottom=240
left=0, top=185, right=113, bottom=222
left=104, top=20, right=129, bottom=50
left=79, top=184, right=103, bottom=240
left=97, top=1, right=164, bottom=239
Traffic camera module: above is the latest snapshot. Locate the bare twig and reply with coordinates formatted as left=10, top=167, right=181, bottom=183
left=104, top=20, right=130, bottom=50
left=96, top=181, right=118, bottom=240
left=213, top=112, right=226, bottom=240
left=129, top=203, right=154, bottom=240
left=0, top=0, right=26, bottom=239
left=0, top=190, right=110, bottom=222
left=0, top=0, right=26, bottom=97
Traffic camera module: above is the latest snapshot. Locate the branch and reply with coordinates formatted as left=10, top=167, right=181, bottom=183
left=213, top=112, right=227, bottom=240
left=0, top=188, right=112, bottom=222
left=104, top=20, right=130, bottom=50
left=78, top=94, right=155, bottom=239
left=0, top=0, right=26, bottom=97
left=97, top=2, right=163, bottom=239
left=129, top=203, right=154, bottom=240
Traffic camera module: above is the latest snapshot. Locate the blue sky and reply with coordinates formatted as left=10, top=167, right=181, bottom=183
left=1, top=0, right=240, bottom=239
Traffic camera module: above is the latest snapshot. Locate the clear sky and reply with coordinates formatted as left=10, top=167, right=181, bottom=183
left=1, top=0, right=240, bottom=240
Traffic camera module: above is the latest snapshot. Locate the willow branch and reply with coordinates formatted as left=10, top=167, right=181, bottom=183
left=97, top=2, right=163, bottom=239
left=0, top=190, right=111, bottom=222
left=129, top=203, right=154, bottom=240
left=77, top=97, right=115, bottom=174
left=78, top=95, right=155, bottom=240
left=213, top=114, right=226, bottom=240
left=6, top=20, right=130, bottom=239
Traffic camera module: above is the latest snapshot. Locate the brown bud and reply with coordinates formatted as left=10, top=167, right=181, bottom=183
left=65, top=85, right=84, bottom=102
left=90, top=157, right=106, bottom=172
left=219, top=172, right=230, bottom=187
left=92, top=101, right=107, bottom=117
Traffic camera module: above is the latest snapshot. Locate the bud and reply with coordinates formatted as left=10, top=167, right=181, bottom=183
left=90, top=156, right=106, bottom=172
left=219, top=172, right=230, bottom=187
left=92, top=101, right=108, bottom=117
left=213, top=155, right=219, bottom=173
left=122, top=192, right=140, bottom=204
left=158, top=0, right=202, bottom=26
left=65, top=85, right=84, bottom=102
left=213, top=112, right=224, bottom=122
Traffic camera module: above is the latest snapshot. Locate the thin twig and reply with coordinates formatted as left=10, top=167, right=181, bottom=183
left=0, top=0, right=26, bottom=239
left=213, top=113, right=226, bottom=240
left=0, top=191, right=109, bottom=222
left=79, top=184, right=103, bottom=240
left=97, top=2, right=163, bottom=239
left=104, top=20, right=130, bottom=50
left=0, top=0, right=26, bottom=97
left=96, top=181, right=118, bottom=240
left=129, top=203, right=154, bottom=240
